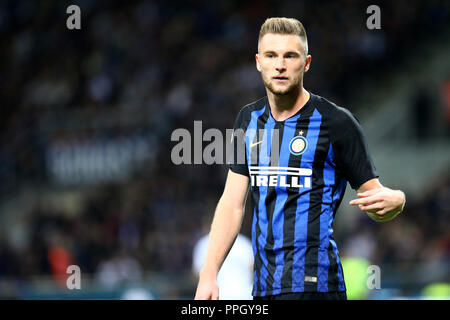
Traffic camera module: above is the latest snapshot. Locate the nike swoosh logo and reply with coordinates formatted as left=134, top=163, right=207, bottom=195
left=250, top=140, right=263, bottom=148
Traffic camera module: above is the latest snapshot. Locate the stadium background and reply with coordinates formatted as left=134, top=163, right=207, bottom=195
left=0, top=0, right=449, bottom=299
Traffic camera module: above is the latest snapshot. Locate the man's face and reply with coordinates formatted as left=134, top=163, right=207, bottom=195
left=256, top=33, right=311, bottom=96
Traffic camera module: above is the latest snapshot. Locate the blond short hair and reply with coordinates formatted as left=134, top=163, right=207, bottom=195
left=258, top=17, right=308, bottom=56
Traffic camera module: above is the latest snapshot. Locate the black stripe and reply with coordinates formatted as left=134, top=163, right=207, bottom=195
left=327, top=241, right=339, bottom=291
left=280, top=112, right=313, bottom=291
left=304, top=120, right=329, bottom=291
left=263, top=122, right=284, bottom=294
left=333, top=171, right=346, bottom=222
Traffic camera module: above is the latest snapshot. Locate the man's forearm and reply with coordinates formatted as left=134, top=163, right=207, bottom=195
left=200, top=196, right=245, bottom=278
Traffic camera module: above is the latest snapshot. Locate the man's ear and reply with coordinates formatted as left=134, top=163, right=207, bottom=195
left=255, top=53, right=261, bottom=72
left=304, top=55, right=311, bottom=73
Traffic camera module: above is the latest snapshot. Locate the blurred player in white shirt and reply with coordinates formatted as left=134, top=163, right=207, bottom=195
left=193, top=232, right=253, bottom=300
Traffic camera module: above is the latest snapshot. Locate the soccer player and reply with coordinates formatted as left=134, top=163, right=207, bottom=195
left=192, top=215, right=253, bottom=300
left=194, top=17, right=406, bottom=300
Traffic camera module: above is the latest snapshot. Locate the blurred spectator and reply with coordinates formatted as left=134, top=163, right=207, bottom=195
left=441, top=76, right=450, bottom=136
left=95, top=251, right=144, bottom=290
left=412, top=84, right=433, bottom=141
left=47, top=232, right=74, bottom=289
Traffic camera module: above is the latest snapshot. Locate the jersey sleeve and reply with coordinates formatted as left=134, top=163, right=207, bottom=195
left=227, top=108, right=249, bottom=177
left=330, top=108, right=378, bottom=190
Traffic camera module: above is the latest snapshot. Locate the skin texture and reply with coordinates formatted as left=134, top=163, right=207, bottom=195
left=351, top=179, right=405, bottom=222
left=256, top=33, right=311, bottom=121
left=194, top=32, right=406, bottom=300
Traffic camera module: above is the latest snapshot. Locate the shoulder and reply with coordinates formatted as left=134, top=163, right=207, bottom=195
left=236, top=96, right=268, bottom=121
left=312, top=93, right=362, bottom=132
left=315, top=95, right=355, bottom=121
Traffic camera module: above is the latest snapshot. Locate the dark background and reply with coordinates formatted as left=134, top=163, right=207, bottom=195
left=0, top=0, right=449, bottom=299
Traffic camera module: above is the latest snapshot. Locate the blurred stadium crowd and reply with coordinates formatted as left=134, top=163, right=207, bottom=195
left=0, top=0, right=449, bottom=298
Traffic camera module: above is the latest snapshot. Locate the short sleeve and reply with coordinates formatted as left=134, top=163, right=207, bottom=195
left=227, top=108, right=249, bottom=177
left=330, top=108, right=378, bottom=190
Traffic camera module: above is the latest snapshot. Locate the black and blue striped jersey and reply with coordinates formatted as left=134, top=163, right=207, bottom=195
left=228, top=92, right=378, bottom=296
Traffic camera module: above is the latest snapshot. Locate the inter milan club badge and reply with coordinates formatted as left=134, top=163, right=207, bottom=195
left=289, top=132, right=307, bottom=156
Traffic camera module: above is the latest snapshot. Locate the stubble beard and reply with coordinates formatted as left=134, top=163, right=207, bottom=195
left=263, top=74, right=303, bottom=96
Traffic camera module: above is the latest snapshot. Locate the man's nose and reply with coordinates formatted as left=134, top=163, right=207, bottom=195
left=275, top=57, right=286, bottom=72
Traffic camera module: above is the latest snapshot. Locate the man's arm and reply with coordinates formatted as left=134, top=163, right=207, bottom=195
left=349, top=178, right=406, bottom=222
left=194, top=169, right=249, bottom=300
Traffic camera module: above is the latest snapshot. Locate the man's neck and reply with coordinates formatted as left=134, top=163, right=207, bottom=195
left=267, top=86, right=310, bottom=122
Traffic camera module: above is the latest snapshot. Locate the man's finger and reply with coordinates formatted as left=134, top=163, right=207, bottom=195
left=349, top=195, right=380, bottom=206
left=358, top=202, right=384, bottom=212
left=357, top=188, right=382, bottom=198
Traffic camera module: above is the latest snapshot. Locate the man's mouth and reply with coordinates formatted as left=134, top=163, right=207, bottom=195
left=273, top=76, right=289, bottom=82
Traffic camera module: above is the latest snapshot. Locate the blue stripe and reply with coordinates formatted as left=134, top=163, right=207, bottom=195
left=246, top=107, right=265, bottom=295
left=292, top=109, right=322, bottom=291
left=256, top=114, right=276, bottom=296
left=271, top=113, right=302, bottom=295
left=317, top=143, right=335, bottom=291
